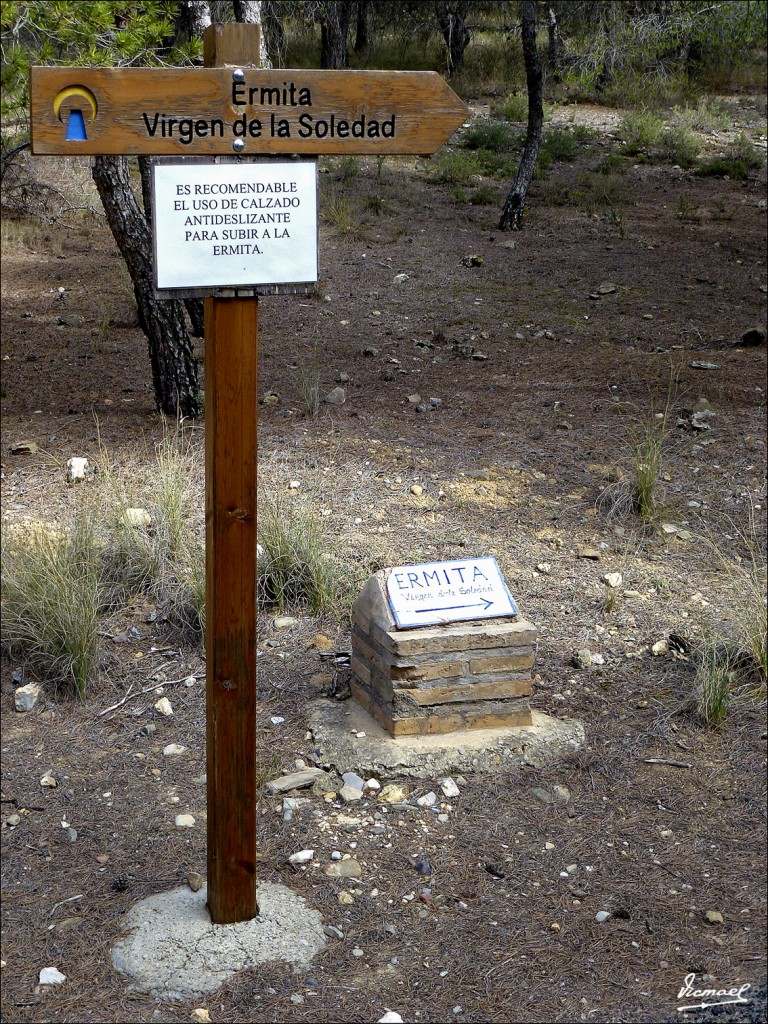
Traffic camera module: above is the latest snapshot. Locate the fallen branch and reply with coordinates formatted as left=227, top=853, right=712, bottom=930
left=644, top=758, right=692, bottom=768
left=97, top=672, right=204, bottom=718
left=48, top=894, right=83, bottom=917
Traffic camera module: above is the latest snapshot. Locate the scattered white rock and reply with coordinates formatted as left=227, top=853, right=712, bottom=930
left=14, top=682, right=40, bottom=712
left=39, top=967, right=66, bottom=985
left=595, top=910, right=611, bottom=923
left=65, top=457, right=89, bottom=484
left=174, top=814, right=195, bottom=828
left=266, top=768, right=327, bottom=795
left=410, top=484, right=423, bottom=496
left=378, top=1013, right=404, bottom=1024
left=190, top=1010, right=213, bottom=1023
left=536, top=562, right=552, bottom=574
left=270, top=716, right=285, bottom=725
left=352, top=946, right=365, bottom=957
left=439, top=777, right=460, bottom=798
left=393, top=273, right=410, bottom=285
left=339, top=785, right=363, bottom=803
left=652, top=639, right=669, bottom=656
left=273, top=616, right=297, bottom=631
left=364, top=778, right=381, bottom=792
left=288, top=849, right=314, bottom=865
left=40, top=772, right=57, bottom=788
left=342, top=771, right=365, bottom=791
left=154, top=697, right=173, bottom=716
left=122, top=507, right=151, bottom=529
left=163, top=744, right=187, bottom=756
left=416, top=792, right=437, bottom=807
left=591, top=653, right=605, bottom=666
left=603, top=572, right=623, bottom=588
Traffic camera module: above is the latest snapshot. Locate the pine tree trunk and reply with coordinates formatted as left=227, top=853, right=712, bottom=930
left=547, top=5, right=563, bottom=79
left=499, top=1, right=543, bottom=231
left=354, top=0, right=370, bottom=54
left=435, top=0, right=472, bottom=77
left=92, top=156, right=200, bottom=418
left=320, top=1, right=353, bottom=69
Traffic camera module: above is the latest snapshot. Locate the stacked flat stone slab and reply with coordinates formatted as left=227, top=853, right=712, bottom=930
left=351, top=572, right=536, bottom=737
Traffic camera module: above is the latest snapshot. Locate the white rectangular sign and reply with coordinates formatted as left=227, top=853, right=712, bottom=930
left=152, top=160, right=318, bottom=290
left=386, top=557, right=518, bottom=629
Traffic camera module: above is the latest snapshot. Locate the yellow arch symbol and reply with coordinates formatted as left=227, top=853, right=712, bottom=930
left=53, top=85, right=98, bottom=123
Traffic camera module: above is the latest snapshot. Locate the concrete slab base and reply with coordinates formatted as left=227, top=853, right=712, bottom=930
left=309, top=699, right=585, bottom=778
left=111, top=881, right=325, bottom=1001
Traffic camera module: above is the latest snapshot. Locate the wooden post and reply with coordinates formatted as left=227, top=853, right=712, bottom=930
left=204, top=22, right=261, bottom=926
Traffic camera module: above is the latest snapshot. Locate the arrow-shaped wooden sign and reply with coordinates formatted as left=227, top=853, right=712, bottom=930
left=30, top=66, right=469, bottom=157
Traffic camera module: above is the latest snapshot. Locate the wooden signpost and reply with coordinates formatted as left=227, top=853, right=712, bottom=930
left=30, top=23, right=468, bottom=926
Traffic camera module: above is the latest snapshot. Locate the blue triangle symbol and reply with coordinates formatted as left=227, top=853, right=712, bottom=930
left=65, top=109, right=87, bottom=141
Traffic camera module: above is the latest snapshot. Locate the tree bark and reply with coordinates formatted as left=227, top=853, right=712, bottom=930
left=174, top=0, right=211, bottom=46
left=262, top=0, right=286, bottom=62
left=354, top=0, right=370, bottom=54
left=435, top=0, right=472, bottom=77
left=547, top=5, right=563, bottom=79
left=320, top=1, right=353, bottom=69
left=233, top=0, right=271, bottom=67
left=92, top=156, right=200, bottom=418
left=499, top=0, right=543, bottom=231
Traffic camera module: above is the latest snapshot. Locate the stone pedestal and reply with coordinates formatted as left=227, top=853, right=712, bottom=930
left=351, top=572, right=537, bottom=737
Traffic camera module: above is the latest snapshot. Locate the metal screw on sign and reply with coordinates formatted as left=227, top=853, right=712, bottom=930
left=232, top=138, right=245, bottom=152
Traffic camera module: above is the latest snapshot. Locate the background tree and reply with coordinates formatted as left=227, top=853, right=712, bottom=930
left=318, top=0, right=354, bottom=69
left=498, top=0, right=541, bottom=231
left=1, top=1, right=210, bottom=417
left=434, top=0, right=472, bottom=76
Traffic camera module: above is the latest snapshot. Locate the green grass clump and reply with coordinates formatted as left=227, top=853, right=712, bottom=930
left=462, top=120, right=516, bottom=152
left=619, top=109, right=664, bottom=155
left=323, top=193, right=358, bottom=233
left=669, top=97, right=730, bottom=133
left=257, top=488, right=351, bottom=614
left=99, top=429, right=205, bottom=634
left=1, top=515, right=103, bottom=699
left=693, top=640, right=734, bottom=726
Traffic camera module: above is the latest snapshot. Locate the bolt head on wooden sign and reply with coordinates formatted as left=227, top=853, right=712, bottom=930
left=386, top=557, right=518, bottom=629
left=30, top=67, right=469, bottom=156
left=153, top=160, right=318, bottom=291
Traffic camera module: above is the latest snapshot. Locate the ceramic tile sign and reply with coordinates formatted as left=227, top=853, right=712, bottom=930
left=386, top=557, right=518, bottom=629
left=152, top=160, right=317, bottom=290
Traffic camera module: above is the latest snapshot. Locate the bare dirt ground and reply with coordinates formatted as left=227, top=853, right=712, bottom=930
left=1, top=98, right=767, bottom=1024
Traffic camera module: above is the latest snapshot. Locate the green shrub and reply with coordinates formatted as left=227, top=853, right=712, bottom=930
left=657, top=126, right=701, bottom=166
left=429, top=148, right=483, bottom=184
left=468, top=184, right=498, bottom=205
left=541, top=127, right=579, bottom=162
left=491, top=92, right=528, bottom=122
left=619, top=109, right=664, bottom=154
left=596, top=152, right=630, bottom=175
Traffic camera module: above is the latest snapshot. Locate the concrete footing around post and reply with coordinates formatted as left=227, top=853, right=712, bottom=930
left=110, top=881, right=326, bottom=1001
